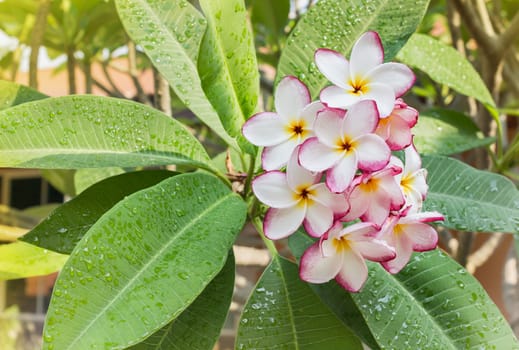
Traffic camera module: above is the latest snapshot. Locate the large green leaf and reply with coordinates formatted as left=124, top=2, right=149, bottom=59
left=290, top=233, right=519, bottom=349
left=40, top=169, right=77, bottom=197
left=115, top=0, right=238, bottom=150
left=414, top=108, right=494, bottom=155
left=0, top=95, right=212, bottom=170
left=129, top=253, right=235, bottom=350
left=236, top=255, right=363, bottom=349
left=0, top=241, right=68, bottom=280
left=0, top=80, right=47, bottom=110
left=423, top=155, right=519, bottom=234
left=21, top=170, right=176, bottom=254
left=42, top=172, right=247, bottom=349
left=74, top=167, right=126, bottom=194
left=198, top=0, right=259, bottom=154
left=276, top=0, right=430, bottom=98
left=397, top=33, right=495, bottom=107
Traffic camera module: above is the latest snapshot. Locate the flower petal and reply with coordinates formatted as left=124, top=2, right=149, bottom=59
left=381, top=233, right=414, bottom=274
left=404, top=143, right=422, bottom=173
left=300, top=241, right=342, bottom=284
left=264, top=206, right=305, bottom=240
left=362, top=83, right=396, bottom=117
left=275, top=76, right=311, bottom=118
left=304, top=202, right=334, bottom=237
left=343, top=100, right=379, bottom=137
left=342, top=186, right=370, bottom=222
left=299, top=137, right=343, bottom=172
left=286, top=145, right=320, bottom=191
left=350, top=31, right=384, bottom=78
left=400, top=223, right=438, bottom=251
left=300, top=101, right=325, bottom=127
left=367, top=62, right=415, bottom=97
left=311, top=183, right=349, bottom=216
left=385, top=116, right=414, bottom=150
left=327, top=153, right=358, bottom=193
left=261, top=137, right=301, bottom=171
left=314, top=49, right=350, bottom=88
left=314, top=108, right=346, bottom=148
left=242, top=112, right=288, bottom=146
left=354, top=134, right=390, bottom=171
left=320, top=85, right=360, bottom=109
left=362, top=194, right=391, bottom=227
left=354, top=239, right=396, bottom=262
left=252, top=171, right=298, bottom=208
left=335, top=250, right=368, bottom=292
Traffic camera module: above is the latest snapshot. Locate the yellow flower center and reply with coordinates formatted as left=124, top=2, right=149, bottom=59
left=336, top=138, right=355, bottom=154
left=287, top=119, right=308, bottom=139
left=293, top=185, right=315, bottom=207
left=332, top=236, right=351, bottom=252
left=359, top=178, right=380, bottom=192
left=348, top=77, right=369, bottom=95
left=401, top=175, right=414, bottom=195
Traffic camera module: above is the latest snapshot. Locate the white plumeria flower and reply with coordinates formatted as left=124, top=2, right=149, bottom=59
left=393, top=143, right=428, bottom=210
left=342, top=159, right=405, bottom=227
left=300, top=221, right=396, bottom=292
left=298, top=100, right=390, bottom=193
left=378, top=207, right=443, bottom=274
left=375, top=98, right=418, bottom=150
left=252, top=147, right=348, bottom=239
left=242, top=76, right=324, bottom=170
left=315, top=31, right=415, bottom=117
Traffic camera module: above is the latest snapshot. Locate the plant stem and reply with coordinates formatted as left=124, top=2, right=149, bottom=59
left=243, top=154, right=256, bottom=198
left=252, top=216, right=278, bottom=257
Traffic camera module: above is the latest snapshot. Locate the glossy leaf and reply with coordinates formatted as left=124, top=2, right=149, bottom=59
left=276, top=0, right=430, bottom=97
left=115, top=0, right=239, bottom=150
left=21, top=170, right=176, bottom=254
left=423, top=155, right=519, bottom=234
left=41, top=169, right=77, bottom=197
left=198, top=0, right=259, bottom=154
left=249, top=0, right=289, bottom=55
left=290, top=233, right=519, bottom=349
left=0, top=95, right=212, bottom=170
left=42, top=172, right=247, bottom=349
left=0, top=241, right=68, bottom=280
left=397, top=33, right=495, bottom=107
left=0, top=80, right=47, bottom=110
left=236, top=255, right=363, bottom=350
left=74, top=167, right=125, bottom=194
left=414, top=108, right=494, bottom=155
left=129, top=253, right=235, bottom=350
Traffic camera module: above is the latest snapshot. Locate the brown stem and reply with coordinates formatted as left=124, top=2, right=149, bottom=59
left=153, top=68, right=171, bottom=116
left=127, top=40, right=151, bottom=105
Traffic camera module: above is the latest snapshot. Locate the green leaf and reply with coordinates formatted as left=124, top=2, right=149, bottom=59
left=41, top=169, right=77, bottom=197
left=289, top=234, right=519, bottom=349
left=21, top=170, right=176, bottom=254
left=129, top=253, right=235, bottom=350
left=276, top=0, right=430, bottom=98
left=236, top=255, right=363, bottom=350
left=0, top=95, right=212, bottom=170
left=423, top=155, right=519, bottom=234
left=0, top=241, right=68, bottom=280
left=413, top=108, right=494, bottom=155
left=397, top=33, right=495, bottom=107
left=74, top=167, right=125, bottom=194
left=42, top=172, right=247, bottom=349
left=249, top=0, right=289, bottom=50
left=115, top=0, right=239, bottom=150
left=0, top=80, right=47, bottom=110
left=198, top=0, right=259, bottom=155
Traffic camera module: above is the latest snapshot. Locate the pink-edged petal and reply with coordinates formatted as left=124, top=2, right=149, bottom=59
left=404, top=143, right=422, bottom=172
left=406, top=170, right=428, bottom=199
left=314, top=108, right=346, bottom=148
left=361, top=194, right=391, bottom=227
left=381, top=235, right=413, bottom=274
left=393, top=104, right=418, bottom=126
left=335, top=250, right=368, bottom=292
left=314, top=49, right=350, bottom=88
left=385, top=116, right=414, bottom=150
left=342, top=221, right=379, bottom=239
left=261, top=137, right=301, bottom=171
left=354, top=239, right=396, bottom=262
left=327, top=154, right=358, bottom=193
left=342, top=187, right=370, bottom=222
left=400, top=223, right=438, bottom=251
left=300, top=101, right=325, bottom=127
left=363, top=83, right=396, bottom=117
left=402, top=211, right=444, bottom=224
left=320, top=85, right=360, bottom=109
left=275, top=76, right=311, bottom=118
left=300, top=241, right=342, bottom=283
left=354, top=134, right=390, bottom=171
left=378, top=175, right=405, bottom=209
left=299, top=137, right=343, bottom=172
left=252, top=171, right=298, bottom=208
left=304, top=202, right=334, bottom=237
left=286, top=145, right=320, bottom=191
left=350, top=31, right=384, bottom=78
left=242, top=112, right=289, bottom=146
left=342, top=100, right=379, bottom=136
left=367, top=62, right=415, bottom=97
left=310, top=183, right=349, bottom=216
left=264, top=206, right=305, bottom=240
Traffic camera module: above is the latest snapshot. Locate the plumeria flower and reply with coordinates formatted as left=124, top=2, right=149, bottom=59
left=378, top=206, right=443, bottom=274
left=315, top=31, right=415, bottom=116
left=242, top=76, right=324, bottom=170
left=298, top=100, right=390, bottom=193
left=393, top=143, right=428, bottom=210
left=252, top=147, right=348, bottom=239
left=300, top=221, right=396, bottom=292
left=375, top=99, right=418, bottom=150
left=342, top=159, right=405, bottom=227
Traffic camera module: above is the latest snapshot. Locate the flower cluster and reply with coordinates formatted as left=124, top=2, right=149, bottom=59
left=243, top=31, right=444, bottom=292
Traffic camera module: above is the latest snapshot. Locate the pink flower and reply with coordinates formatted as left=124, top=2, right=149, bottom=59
left=315, top=31, right=415, bottom=117
left=298, top=100, right=390, bottom=193
left=300, top=221, right=396, bottom=292
left=393, top=143, right=428, bottom=210
left=252, top=147, right=348, bottom=239
left=375, top=99, right=418, bottom=150
left=242, top=76, right=323, bottom=170
left=378, top=207, right=443, bottom=274
left=342, top=160, right=405, bottom=227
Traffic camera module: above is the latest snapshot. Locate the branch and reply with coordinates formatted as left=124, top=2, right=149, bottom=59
left=499, top=10, right=519, bottom=53
left=465, top=233, right=505, bottom=274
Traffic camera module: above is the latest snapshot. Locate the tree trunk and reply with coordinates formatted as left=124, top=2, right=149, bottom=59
left=28, top=0, right=51, bottom=89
